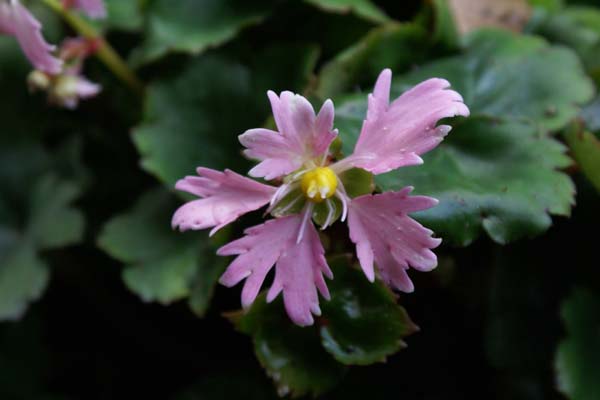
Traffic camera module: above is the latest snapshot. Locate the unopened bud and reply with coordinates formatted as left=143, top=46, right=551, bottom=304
left=53, top=75, right=79, bottom=99
left=27, top=70, right=51, bottom=91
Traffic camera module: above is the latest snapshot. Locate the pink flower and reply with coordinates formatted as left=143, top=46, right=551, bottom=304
left=0, top=0, right=62, bottom=73
left=173, top=69, right=469, bottom=326
left=28, top=37, right=101, bottom=109
left=46, top=73, right=101, bottom=109
left=62, top=0, right=106, bottom=19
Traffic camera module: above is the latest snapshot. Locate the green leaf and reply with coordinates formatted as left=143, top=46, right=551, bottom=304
left=529, top=6, right=600, bottom=80
left=428, top=0, right=461, bottom=49
left=379, top=118, right=574, bottom=245
left=187, top=257, right=228, bottom=317
left=230, top=256, right=418, bottom=393
left=396, top=29, right=593, bottom=131
left=133, top=56, right=257, bottom=187
left=528, top=0, right=564, bottom=12
left=99, top=0, right=144, bottom=31
left=249, top=43, right=321, bottom=98
left=27, top=175, right=84, bottom=250
left=320, top=256, right=418, bottom=365
left=97, top=188, right=225, bottom=315
left=580, top=95, right=600, bottom=134
left=0, top=171, right=84, bottom=321
left=131, top=0, right=271, bottom=66
left=339, top=168, right=374, bottom=198
left=563, top=123, right=600, bottom=192
left=334, top=29, right=591, bottom=245
left=304, top=0, right=390, bottom=24
left=232, top=296, right=347, bottom=397
left=313, top=198, right=343, bottom=227
left=315, top=23, right=429, bottom=98
left=121, top=249, right=198, bottom=305
left=0, top=240, right=48, bottom=321
left=556, top=289, right=600, bottom=400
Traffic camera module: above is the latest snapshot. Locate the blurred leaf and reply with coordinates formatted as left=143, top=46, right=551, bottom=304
left=563, top=123, right=600, bottom=192
left=429, top=0, right=460, bottom=49
left=232, top=295, right=347, bottom=397
left=555, top=289, right=600, bottom=400
left=122, top=254, right=198, bottom=306
left=133, top=56, right=257, bottom=187
left=304, top=0, right=390, bottom=23
left=187, top=257, right=227, bottom=317
left=0, top=142, right=49, bottom=206
left=97, top=188, right=225, bottom=314
left=0, top=240, right=48, bottom=321
left=394, top=29, right=594, bottom=132
left=99, top=0, right=144, bottom=31
left=27, top=175, right=84, bottom=250
left=580, top=95, right=600, bottom=134
left=131, top=0, right=272, bottom=66
left=528, top=0, right=563, bottom=11
left=249, top=43, right=320, bottom=99
left=320, top=256, right=418, bottom=365
left=0, top=173, right=84, bottom=321
left=528, top=6, right=600, bottom=80
left=282, top=9, right=375, bottom=60
left=315, top=23, right=429, bottom=98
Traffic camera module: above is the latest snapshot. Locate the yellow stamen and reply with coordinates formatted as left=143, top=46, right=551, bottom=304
left=300, top=167, right=338, bottom=203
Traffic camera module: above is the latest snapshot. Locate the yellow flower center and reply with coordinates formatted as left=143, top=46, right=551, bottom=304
left=300, top=167, right=338, bottom=203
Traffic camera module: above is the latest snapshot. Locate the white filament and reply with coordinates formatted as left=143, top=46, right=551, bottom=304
left=296, top=202, right=314, bottom=244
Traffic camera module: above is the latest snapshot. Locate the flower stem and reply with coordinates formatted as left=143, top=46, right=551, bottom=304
left=41, top=0, right=144, bottom=94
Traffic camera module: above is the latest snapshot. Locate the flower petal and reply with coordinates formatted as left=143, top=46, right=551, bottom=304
left=73, top=76, right=101, bottom=98
left=0, top=0, right=62, bottom=74
left=172, top=168, right=276, bottom=235
left=347, top=188, right=442, bottom=292
left=239, top=128, right=302, bottom=180
left=218, top=214, right=332, bottom=326
left=314, top=99, right=338, bottom=155
left=344, top=69, right=469, bottom=175
left=239, top=91, right=337, bottom=180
